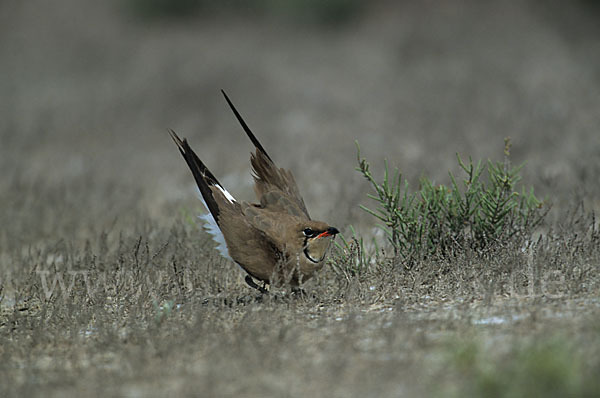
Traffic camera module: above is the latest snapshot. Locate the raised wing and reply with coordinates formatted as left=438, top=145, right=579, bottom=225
left=169, top=130, right=238, bottom=259
left=169, top=130, right=227, bottom=223
left=221, top=90, right=310, bottom=219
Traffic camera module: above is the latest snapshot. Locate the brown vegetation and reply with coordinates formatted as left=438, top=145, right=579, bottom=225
left=2, top=1, right=599, bottom=396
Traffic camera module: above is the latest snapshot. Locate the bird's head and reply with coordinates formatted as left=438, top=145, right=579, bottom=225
left=298, top=221, right=340, bottom=264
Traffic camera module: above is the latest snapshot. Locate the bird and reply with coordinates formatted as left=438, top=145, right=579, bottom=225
left=169, top=90, right=339, bottom=293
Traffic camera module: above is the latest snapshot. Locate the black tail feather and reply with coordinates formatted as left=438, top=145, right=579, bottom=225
left=221, top=89, right=273, bottom=163
left=169, top=129, right=222, bottom=224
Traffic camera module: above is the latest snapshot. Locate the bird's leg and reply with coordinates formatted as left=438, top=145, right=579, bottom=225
left=245, top=275, right=269, bottom=294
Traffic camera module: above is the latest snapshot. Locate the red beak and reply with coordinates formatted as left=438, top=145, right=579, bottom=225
left=317, top=227, right=340, bottom=238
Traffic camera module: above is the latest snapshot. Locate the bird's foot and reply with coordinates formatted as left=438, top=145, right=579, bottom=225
left=245, top=275, right=269, bottom=294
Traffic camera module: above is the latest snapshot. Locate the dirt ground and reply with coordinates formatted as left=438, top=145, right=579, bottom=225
left=1, top=1, right=599, bottom=397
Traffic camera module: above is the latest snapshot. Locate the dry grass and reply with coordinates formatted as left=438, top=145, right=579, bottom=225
left=1, top=165, right=599, bottom=397
left=2, top=1, right=600, bottom=397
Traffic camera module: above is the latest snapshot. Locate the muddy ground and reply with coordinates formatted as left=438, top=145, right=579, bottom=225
left=1, top=1, right=599, bottom=397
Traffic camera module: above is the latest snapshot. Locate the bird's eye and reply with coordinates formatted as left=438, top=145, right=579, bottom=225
left=303, top=228, right=314, bottom=237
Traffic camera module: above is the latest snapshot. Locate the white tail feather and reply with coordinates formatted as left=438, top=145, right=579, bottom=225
left=196, top=189, right=232, bottom=260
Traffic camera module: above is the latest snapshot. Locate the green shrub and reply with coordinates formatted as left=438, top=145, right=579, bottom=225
left=356, top=138, right=547, bottom=264
left=329, top=225, right=379, bottom=277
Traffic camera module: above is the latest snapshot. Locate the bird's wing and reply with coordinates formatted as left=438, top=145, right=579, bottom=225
left=221, top=90, right=311, bottom=219
left=240, top=203, right=304, bottom=254
left=169, top=129, right=231, bottom=224
left=170, top=130, right=284, bottom=281
left=218, top=203, right=284, bottom=282
left=169, top=130, right=239, bottom=259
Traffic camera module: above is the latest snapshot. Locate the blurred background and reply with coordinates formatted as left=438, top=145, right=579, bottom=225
left=2, top=0, right=600, bottom=235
